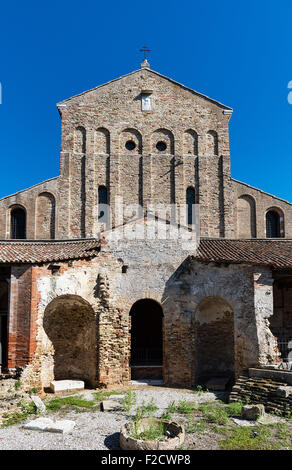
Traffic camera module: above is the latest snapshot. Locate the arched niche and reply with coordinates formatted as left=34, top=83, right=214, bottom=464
left=35, top=192, right=56, bottom=239
left=43, top=295, right=97, bottom=388
left=183, top=129, right=198, bottom=155
left=237, top=195, right=256, bottom=238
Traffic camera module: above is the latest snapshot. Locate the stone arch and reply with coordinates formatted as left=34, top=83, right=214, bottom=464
left=10, top=205, right=26, bottom=239
left=129, top=298, right=163, bottom=380
left=266, top=207, right=284, bottom=238
left=237, top=195, right=256, bottom=238
left=119, top=128, right=142, bottom=154
left=94, top=127, right=110, bottom=154
left=151, top=128, right=174, bottom=154
left=35, top=192, right=56, bottom=239
left=194, top=296, right=235, bottom=384
left=74, top=126, right=86, bottom=153
left=183, top=129, right=198, bottom=155
left=43, top=295, right=97, bottom=388
left=206, top=130, right=218, bottom=155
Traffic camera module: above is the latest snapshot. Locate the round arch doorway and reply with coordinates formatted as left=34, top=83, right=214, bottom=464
left=130, top=299, right=163, bottom=380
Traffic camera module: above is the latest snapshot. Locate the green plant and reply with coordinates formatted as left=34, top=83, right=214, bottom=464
left=122, top=391, right=137, bottom=413
left=160, top=410, right=172, bottom=420
left=176, top=400, right=197, bottom=415
left=220, top=425, right=280, bottom=450
left=186, top=418, right=205, bottom=433
left=29, top=387, right=39, bottom=395
left=193, top=385, right=209, bottom=394
left=225, top=401, right=243, bottom=417
left=1, top=401, right=35, bottom=427
left=46, top=395, right=97, bottom=411
left=166, top=401, right=178, bottom=413
left=243, top=396, right=251, bottom=405
left=199, top=404, right=229, bottom=425
left=14, top=380, right=21, bottom=390
left=130, top=419, right=166, bottom=441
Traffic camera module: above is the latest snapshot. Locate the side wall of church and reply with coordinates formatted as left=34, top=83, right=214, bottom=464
left=233, top=179, right=292, bottom=238
left=0, top=178, right=59, bottom=239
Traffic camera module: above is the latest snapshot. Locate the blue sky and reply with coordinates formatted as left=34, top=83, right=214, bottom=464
left=0, top=0, right=292, bottom=201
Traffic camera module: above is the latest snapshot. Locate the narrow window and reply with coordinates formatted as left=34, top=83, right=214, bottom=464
left=98, top=186, right=109, bottom=226
left=10, top=207, right=26, bottom=239
left=186, top=187, right=196, bottom=225
left=266, top=210, right=280, bottom=238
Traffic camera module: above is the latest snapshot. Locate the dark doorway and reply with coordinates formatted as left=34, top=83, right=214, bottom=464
left=130, top=299, right=163, bottom=380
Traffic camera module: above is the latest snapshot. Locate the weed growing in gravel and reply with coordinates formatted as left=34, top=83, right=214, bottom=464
left=186, top=418, right=205, bottom=433
left=176, top=401, right=198, bottom=415
left=94, top=389, right=128, bottom=402
left=225, top=401, right=243, bottom=417
left=122, top=391, right=137, bottom=413
left=14, top=380, right=21, bottom=390
left=220, top=425, right=276, bottom=450
left=140, top=399, right=158, bottom=417
left=160, top=410, right=172, bottom=420
left=166, top=401, right=178, bottom=413
left=199, top=404, right=229, bottom=425
left=46, top=396, right=97, bottom=412
left=1, top=401, right=36, bottom=427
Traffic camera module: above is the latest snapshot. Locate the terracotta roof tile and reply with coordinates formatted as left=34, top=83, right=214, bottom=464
left=0, top=239, right=100, bottom=264
left=194, top=238, right=292, bottom=269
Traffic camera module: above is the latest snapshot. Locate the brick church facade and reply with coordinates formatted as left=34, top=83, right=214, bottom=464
left=0, top=60, right=292, bottom=390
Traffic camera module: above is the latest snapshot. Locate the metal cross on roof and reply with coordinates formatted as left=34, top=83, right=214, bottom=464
left=140, top=45, right=151, bottom=60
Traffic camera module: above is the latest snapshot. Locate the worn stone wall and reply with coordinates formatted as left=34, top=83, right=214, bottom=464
left=229, top=374, right=292, bottom=415
left=233, top=179, right=292, bottom=238
left=0, top=178, right=58, bottom=239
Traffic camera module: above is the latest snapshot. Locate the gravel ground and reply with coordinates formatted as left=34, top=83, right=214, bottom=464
left=0, top=386, right=223, bottom=450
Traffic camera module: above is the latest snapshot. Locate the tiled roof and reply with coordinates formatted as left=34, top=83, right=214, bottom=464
left=0, top=237, right=292, bottom=269
left=0, top=240, right=100, bottom=264
left=194, top=238, right=292, bottom=269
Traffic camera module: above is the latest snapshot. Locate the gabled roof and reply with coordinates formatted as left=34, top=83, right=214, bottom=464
left=193, top=238, right=292, bottom=269
left=57, top=67, right=233, bottom=112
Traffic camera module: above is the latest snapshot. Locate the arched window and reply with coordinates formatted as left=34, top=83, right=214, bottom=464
left=10, top=207, right=26, bottom=239
left=98, top=186, right=109, bottom=225
left=266, top=210, right=281, bottom=238
left=186, top=187, right=196, bottom=225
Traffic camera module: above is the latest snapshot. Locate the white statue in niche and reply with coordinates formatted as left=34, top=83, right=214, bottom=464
left=142, top=94, right=152, bottom=111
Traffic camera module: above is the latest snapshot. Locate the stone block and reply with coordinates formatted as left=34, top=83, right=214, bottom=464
left=276, top=386, right=292, bottom=398
left=100, top=400, right=123, bottom=412
left=30, top=395, right=46, bottom=413
left=23, top=417, right=75, bottom=433
left=50, top=380, right=84, bottom=393
left=241, top=404, right=265, bottom=421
